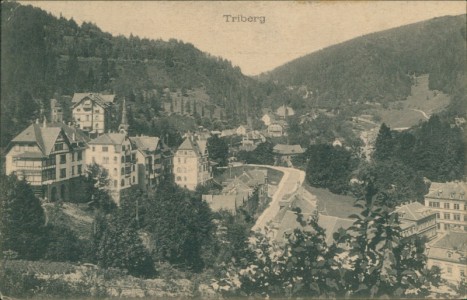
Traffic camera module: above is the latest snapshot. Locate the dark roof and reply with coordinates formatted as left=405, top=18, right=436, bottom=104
left=395, top=202, right=435, bottom=221
left=432, top=231, right=467, bottom=251
left=72, top=93, right=115, bottom=103
left=11, top=123, right=67, bottom=155
left=88, top=133, right=127, bottom=145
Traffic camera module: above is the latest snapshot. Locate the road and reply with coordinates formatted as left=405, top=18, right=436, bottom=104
left=249, top=164, right=306, bottom=232
left=410, top=108, right=430, bottom=120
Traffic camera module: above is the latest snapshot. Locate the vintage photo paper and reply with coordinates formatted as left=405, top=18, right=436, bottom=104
left=1, top=1, right=465, bottom=299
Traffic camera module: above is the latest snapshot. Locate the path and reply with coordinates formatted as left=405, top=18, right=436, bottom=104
left=248, top=164, right=306, bottom=232
left=410, top=108, right=430, bottom=120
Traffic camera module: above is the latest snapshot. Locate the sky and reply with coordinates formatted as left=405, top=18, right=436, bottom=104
left=21, top=1, right=466, bottom=76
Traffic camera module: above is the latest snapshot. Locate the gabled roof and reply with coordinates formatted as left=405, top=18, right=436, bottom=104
left=72, top=93, right=115, bottom=103
left=426, top=181, right=467, bottom=201
left=71, top=93, right=115, bottom=109
left=48, top=122, right=90, bottom=144
left=130, top=136, right=160, bottom=153
left=88, top=133, right=127, bottom=145
left=223, top=177, right=253, bottom=195
left=10, top=123, right=77, bottom=156
left=176, top=136, right=205, bottom=156
left=431, top=231, right=467, bottom=251
left=238, top=169, right=267, bottom=187
left=396, top=202, right=435, bottom=221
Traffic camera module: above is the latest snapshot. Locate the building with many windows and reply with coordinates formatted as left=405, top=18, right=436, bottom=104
left=71, top=93, right=115, bottom=134
left=86, top=106, right=137, bottom=204
left=173, top=134, right=211, bottom=190
left=426, top=231, right=467, bottom=284
left=130, top=135, right=165, bottom=190
left=5, top=119, right=89, bottom=201
left=395, top=202, right=437, bottom=240
left=425, top=181, right=467, bottom=232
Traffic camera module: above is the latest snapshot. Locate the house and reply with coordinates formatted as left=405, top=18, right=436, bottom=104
left=202, top=194, right=248, bottom=215
left=261, top=113, right=274, bottom=126
left=220, top=129, right=236, bottom=137
left=71, top=93, right=115, bottom=134
left=395, top=202, right=437, bottom=240
left=424, top=181, right=467, bottom=232
left=5, top=119, right=89, bottom=202
left=276, top=105, right=295, bottom=118
left=173, top=134, right=212, bottom=190
left=267, top=123, right=284, bottom=137
left=271, top=188, right=354, bottom=244
left=273, top=144, right=305, bottom=166
left=239, top=131, right=265, bottom=152
left=50, top=98, right=63, bottom=123
left=86, top=106, right=137, bottom=204
left=426, top=231, right=467, bottom=284
left=236, top=125, right=248, bottom=136
left=130, top=135, right=164, bottom=190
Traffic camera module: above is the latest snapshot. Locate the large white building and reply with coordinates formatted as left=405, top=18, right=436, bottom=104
left=425, top=181, right=467, bottom=232
left=173, top=134, right=211, bottom=190
left=72, top=93, right=115, bottom=134
left=86, top=104, right=137, bottom=204
left=5, top=120, right=89, bottom=202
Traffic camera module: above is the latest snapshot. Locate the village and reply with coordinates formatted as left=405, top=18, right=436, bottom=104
left=4, top=91, right=466, bottom=292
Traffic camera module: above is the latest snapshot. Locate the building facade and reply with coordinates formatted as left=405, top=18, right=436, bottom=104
left=395, top=202, right=437, bottom=240
left=130, top=136, right=164, bottom=191
left=173, top=135, right=212, bottom=190
left=426, top=231, right=467, bottom=284
left=5, top=120, right=89, bottom=202
left=86, top=132, right=138, bottom=204
left=71, top=93, right=115, bottom=134
left=425, top=181, right=467, bottom=232
left=50, top=98, right=63, bottom=123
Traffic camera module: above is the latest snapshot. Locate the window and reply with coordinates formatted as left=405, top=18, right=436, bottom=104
left=178, top=158, right=181, bottom=163
left=444, top=223, right=450, bottom=230
left=444, top=213, right=450, bottom=220
left=176, top=176, right=182, bottom=181
left=461, top=270, right=465, bottom=278
left=113, top=168, right=117, bottom=176
left=437, top=223, right=441, bottom=229
left=121, top=179, right=125, bottom=187
left=447, top=252, right=452, bottom=258
left=95, top=109, right=100, bottom=113
left=54, top=143, right=64, bottom=151
left=454, top=203, right=460, bottom=210
left=71, top=153, right=75, bottom=162
left=121, top=156, right=125, bottom=163
left=71, top=166, right=75, bottom=175
left=432, top=202, right=440, bottom=208
left=77, top=165, right=82, bottom=174
left=60, top=154, right=66, bottom=164
left=77, top=108, right=81, bottom=112
left=77, top=151, right=82, bottom=161
left=133, top=176, right=135, bottom=183
left=114, top=156, right=118, bottom=163
left=436, top=213, right=440, bottom=219
left=444, top=203, right=450, bottom=209
left=60, top=168, right=66, bottom=178
left=92, top=146, right=96, bottom=152
left=114, top=180, right=118, bottom=187
left=464, top=215, right=467, bottom=222
left=132, top=165, right=135, bottom=171
left=454, top=214, right=461, bottom=221
left=102, top=146, right=108, bottom=152
left=121, top=168, right=124, bottom=175
left=103, top=157, right=109, bottom=164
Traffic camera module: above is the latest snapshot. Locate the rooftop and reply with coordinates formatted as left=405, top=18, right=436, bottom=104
left=426, top=181, right=467, bottom=201
left=273, top=144, right=305, bottom=155
left=88, top=133, right=127, bottom=145
left=395, top=202, right=435, bottom=221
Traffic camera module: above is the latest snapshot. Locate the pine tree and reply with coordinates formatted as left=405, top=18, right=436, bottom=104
left=0, top=175, right=47, bottom=260
left=374, top=123, right=394, bottom=161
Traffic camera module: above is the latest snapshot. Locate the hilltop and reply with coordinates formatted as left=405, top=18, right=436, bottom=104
left=261, top=15, right=466, bottom=112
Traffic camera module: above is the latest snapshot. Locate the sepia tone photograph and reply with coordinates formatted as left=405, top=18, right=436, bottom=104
left=0, top=1, right=465, bottom=299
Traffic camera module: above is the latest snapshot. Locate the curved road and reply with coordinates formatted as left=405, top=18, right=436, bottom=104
left=248, top=164, right=306, bottom=232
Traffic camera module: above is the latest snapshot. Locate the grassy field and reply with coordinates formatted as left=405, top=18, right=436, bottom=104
left=303, top=184, right=360, bottom=219
left=43, top=203, right=94, bottom=240
left=367, top=74, right=450, bottom=129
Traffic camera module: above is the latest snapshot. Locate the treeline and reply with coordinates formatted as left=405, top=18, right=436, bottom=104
left=301, top=115, right=464, bottom=205
left=2, top=2, right=285, bottom=146
left=263, top=14, right=466, bottom=110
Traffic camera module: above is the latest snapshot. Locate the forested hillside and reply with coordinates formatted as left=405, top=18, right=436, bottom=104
left=262, top=15, right=466, bottom=111
left=0, top=2, right=271, bottom=146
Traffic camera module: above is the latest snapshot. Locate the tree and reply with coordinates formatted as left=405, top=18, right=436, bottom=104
left=373, top=123, right=394, bottom=161
left=237, top=141, right=275, bottom=165
left=207, top=135, right=229, bottom=167
left=0, top=175, right=47, bottom=260
left=305, top=144, right=356, bottom=194
left=82, top=163, right=116, bottom=213
left=144, top=179, right=215, bottom=271
left=93, top=212, right=155, bottom=278
left=44, top=225, right=83, bottom=262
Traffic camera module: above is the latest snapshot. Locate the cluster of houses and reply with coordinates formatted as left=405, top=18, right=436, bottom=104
left=5, top=93, right=212, bottom=204
left=268, top=181, right=466, bottom=285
